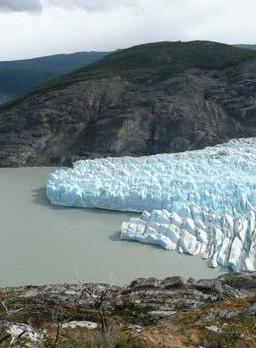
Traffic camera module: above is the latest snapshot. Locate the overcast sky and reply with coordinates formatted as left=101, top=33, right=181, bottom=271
left=0, top=0, right=255, bottom=61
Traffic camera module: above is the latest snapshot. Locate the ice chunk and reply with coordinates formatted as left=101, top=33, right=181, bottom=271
left=227, top=237, right=244, bottom=271
left=121, top=209, right=256, bottom=271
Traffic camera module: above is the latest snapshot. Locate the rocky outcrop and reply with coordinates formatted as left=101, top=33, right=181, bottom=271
left=1, top=273, right=255, bottom=326
left=1, top=41, right=256, bottom=167
left=1, top=273, right=255, bottom=347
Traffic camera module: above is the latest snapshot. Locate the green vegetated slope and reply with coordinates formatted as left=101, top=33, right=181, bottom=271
left=35, top=40, right=256, bottom=92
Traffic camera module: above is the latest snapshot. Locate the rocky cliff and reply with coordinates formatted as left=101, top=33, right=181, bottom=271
left=1, top=41, right=256, bottom=167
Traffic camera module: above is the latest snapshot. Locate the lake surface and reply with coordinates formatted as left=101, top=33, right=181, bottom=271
left=0, top=168, right=225, bottom=287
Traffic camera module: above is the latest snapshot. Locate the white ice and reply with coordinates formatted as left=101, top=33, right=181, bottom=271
left=47, top=138, right=256, bottom=272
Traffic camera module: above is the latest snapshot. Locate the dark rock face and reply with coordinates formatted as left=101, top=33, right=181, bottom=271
left=1, top=54, right=256, bottom=167
left=1, top=273, right=255, bottom=326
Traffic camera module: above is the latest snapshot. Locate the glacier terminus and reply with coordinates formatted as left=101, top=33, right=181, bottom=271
left=47, top=138, right=256, bottom=272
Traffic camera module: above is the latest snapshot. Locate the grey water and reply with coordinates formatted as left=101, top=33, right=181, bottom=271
left=0, top=168, right=225, bottom=287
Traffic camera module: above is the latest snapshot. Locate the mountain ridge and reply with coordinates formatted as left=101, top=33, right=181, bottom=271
left=0, top=51, right=109, bottom=104
left=15, top=40, right=256, bottom=98
left=236, top=44, right=256, bottom=51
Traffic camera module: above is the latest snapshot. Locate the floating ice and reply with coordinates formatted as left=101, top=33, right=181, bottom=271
left=47, top=138, right=256, bottom=272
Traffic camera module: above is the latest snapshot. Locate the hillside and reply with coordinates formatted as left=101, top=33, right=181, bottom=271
left=1, top=40, right=256, bottom=166
left=236, top=44, right=256, bottom=51
left=0, top=51, right=109, bottom=103
left=25, top=40, right=256, bottom=95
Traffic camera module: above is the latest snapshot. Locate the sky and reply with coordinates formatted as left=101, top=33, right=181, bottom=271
left=0, top=0, right=256, bottom=60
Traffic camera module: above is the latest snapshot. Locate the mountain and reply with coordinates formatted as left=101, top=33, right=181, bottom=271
left=0, top=51, right=109, bottom=103
left=1, top=40, right=256, bottom=167
left=236, top=44, right=256, bottom=51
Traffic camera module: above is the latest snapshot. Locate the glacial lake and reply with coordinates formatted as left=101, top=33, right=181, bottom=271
left=0, top=168, right=225, bottom=287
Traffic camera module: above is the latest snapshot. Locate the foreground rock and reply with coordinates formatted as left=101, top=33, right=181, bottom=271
left=0, top=273, right=255, bottom=347
left=0, top=273, right=255, bottom=325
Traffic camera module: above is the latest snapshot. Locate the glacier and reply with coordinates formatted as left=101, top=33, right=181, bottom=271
left=47, top=138, right=256, bottom=272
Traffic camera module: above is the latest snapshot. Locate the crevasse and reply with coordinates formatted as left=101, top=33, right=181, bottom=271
left=47, top=138, right=256, bottom=272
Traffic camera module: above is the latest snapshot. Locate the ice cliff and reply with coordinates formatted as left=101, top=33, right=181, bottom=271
left=47, top=138, right=256, bottom=272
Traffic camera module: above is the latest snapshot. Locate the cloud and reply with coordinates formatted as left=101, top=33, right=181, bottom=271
left=0, top=0, right=138, bottom=13
left=0, top=0, right=42, bottom=12
left=45, top=0, right=140, bottom=12
left=1, top=0, right=256, bottom=61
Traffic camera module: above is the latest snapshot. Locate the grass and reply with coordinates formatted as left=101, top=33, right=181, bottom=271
left=173, top=295, right=256, bottom=348
left=46, top=326, right=151, bottom=348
